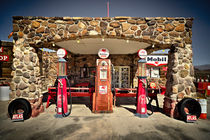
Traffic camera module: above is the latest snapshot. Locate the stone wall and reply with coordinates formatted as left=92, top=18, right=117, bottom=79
left=11, top=16, right=194, bottom=117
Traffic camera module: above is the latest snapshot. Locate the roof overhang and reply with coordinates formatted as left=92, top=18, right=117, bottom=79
left=56, top=38, right=151, bottom=54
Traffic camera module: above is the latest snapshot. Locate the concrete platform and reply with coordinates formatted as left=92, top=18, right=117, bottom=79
left=0, top=95, right=210, bottom=140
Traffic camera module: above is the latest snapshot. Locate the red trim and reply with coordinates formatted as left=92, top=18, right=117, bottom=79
left=146, top=63, right=167, bottom=67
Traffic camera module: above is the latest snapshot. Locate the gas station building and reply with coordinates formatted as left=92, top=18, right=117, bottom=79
left=8, top=16, right=195, bottom=117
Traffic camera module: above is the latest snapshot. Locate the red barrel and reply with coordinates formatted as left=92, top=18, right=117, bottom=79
left=207, top=82, right=210, bottom=96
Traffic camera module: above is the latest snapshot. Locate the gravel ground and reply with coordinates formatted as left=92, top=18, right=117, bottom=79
left=0, top=95, right=210, bottom=140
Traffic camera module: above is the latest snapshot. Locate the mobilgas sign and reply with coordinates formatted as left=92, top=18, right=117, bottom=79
left=146, top=55, right=168, bottom=66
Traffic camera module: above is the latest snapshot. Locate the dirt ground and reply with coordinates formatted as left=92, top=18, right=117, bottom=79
left=0, top=95, right=210, bottom=140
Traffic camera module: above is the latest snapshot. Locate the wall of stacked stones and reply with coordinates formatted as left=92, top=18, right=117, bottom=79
left=11, top=16, right=194, bottom=117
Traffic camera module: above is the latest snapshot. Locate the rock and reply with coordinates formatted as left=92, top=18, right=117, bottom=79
left=191, top=86, right=196, bottom=92
left=157, top=28, right=163, bottom=32
left=27, top=65, right=34, bottom=70
left=100, top=21, right=107, bottom=29
left=18, top=32, right=24, bottom=38
left=84, top=17, right=93, bottom=21
left=95, top=26, right=101, bottom=33
left=78, top=22, right=86, bottom=29
left=10, top=82, right=16, bottom=90
left=29, top=84, right=36, bottom=92
left=58, top=30, right=63, bottom=36
left=89, top=30, right=98, bottom=35
left=142, top=31, right=153, bottom=36
left=69, top=25, right=79, bottom=33
left=131, top=26, right=138, bottom=31
left=90, top=21, right=99, bottom=26
left=136, top=20, right=146, bottom=24
left=157, top=35, right=163, bottom=41
left=22, top=91, right=29, bottom=97
left=165, top=24, right=174, bottom=31
left=147, top=20, right=156, bottom=26
left=172, top=86, right=178, bottom=93
left=128, top=20, right=136, bottom=24
left=110, top=22, right=120, bottom=28
left=179, top=70, right=188, bottom=78
left=54, top=34, right=61, bottom=41
left=169, top=31, right=179, bottom=37
left=184, top=64, right=189, bottom=70
left=36, top=27, right=45, bottom=33
left=110, top=31, right=116, bottom=36
left=10, top=92, right=16, bottom=99
left=190, top=65, right=194, bottom=76
left=66, top=21, right=74, bottom=24
left=16, top=90, right=21, bottom=97
left=13, top=24, right=19, bottom=32
left=48, top=24, right=57, bottom=28
left=28, top=32, right=35, bottom=38
left=185, top=20, right=192, bottom=28
left=22, top=77, right=28, bottom=83
left=179, top=78, right=184, bottom=84
left=185, top=87, right=191, bottom=95
left=172, top=74, right=178, bottom=85
left=32, top=21, right=40, bottom=28
left=24, top=56, right=30, bottom=65
left=23, top=72, right=30, bottom=79
left=175, top=24, right=185, bottom=32
left=14, top=77, right=20, bottom=83
left=23, top=26, right=29, bottom=34
left=178, top=84, right=185, bottom=92
left=29, top=76, right=36, bottom=83
left=184, top=37, right=192, bottom=44
left=177, top=93, right=184, bottom=99
left=81, top=29, right=88, bottom=36
left=140, top=25, right=148, bottom=30
left=42, top=21, right=48, bottom=26
left=18, top=82, right=28, bottom=90
left=16, top=70, right=23, bottom=76
left=122, top=23, right=131, bottom=32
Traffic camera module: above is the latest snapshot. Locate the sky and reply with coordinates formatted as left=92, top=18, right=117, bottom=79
left=0, top=0, right=210, bottom=66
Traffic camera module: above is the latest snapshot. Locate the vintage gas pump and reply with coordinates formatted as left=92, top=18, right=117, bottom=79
left=136, top=49, right=148, bottom=118
left=55, top=48, right=72, bottom=118
left=92, top=48, right=113, bottom=113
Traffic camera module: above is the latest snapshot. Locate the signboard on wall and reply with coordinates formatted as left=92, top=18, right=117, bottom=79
left=0, top=55, right=9, bottom=62
left=0, top=47, right=3, bottom=53
left=146, top=55, right=168, bottom=66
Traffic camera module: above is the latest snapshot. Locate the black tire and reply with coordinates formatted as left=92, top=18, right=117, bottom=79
left=177, top=98, right=201, bottom=121
left=8, top=98, right=32, bottom=120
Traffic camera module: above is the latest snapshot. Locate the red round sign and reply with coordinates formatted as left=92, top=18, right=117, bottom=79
left=57, top=48, right=67, bottom=58
left=98, top=48, right=109, bottom=59
left=138, top=49, right=147, bottom=59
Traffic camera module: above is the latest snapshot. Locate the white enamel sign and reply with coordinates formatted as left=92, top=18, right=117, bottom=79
left=98, top=48, right=109, bottom=59
left=138, top=49, right=147, bottom=59
left=57, top=48, right=67, bottom=58
left=146, top=55, right=168, bottom=66
left=99, top=86, right=107, bottom=94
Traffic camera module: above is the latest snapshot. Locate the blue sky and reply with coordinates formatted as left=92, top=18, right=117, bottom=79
left=0, top=0, right=210, bottom=65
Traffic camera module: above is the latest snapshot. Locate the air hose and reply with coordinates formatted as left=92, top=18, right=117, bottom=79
left=66, top=77, right=72, bottom=115
left=145, top=79, right=154, bottom=116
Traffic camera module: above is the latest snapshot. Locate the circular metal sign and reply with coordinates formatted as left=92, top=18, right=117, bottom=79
left=138, top=49, right=147, bottom=59
left=98, top=48, right=109, bottom=59
left=57, top=48, right=67, bottom=58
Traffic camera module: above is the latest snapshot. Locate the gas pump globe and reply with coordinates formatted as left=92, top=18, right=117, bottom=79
left=58, top=58, right=67, bottom=76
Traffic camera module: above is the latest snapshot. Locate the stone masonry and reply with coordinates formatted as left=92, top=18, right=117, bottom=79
left=11, top=16, right=194, bottom=117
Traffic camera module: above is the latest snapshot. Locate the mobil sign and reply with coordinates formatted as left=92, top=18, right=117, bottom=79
left=146, top=55, right=168, bottom=66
